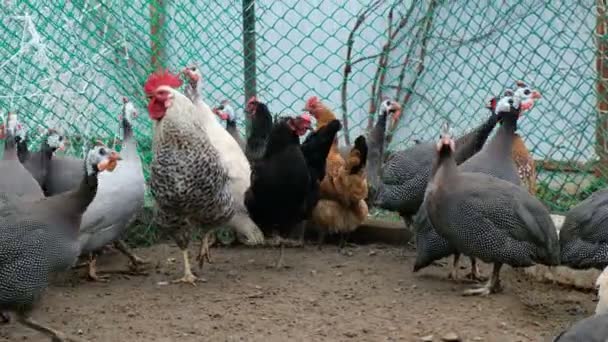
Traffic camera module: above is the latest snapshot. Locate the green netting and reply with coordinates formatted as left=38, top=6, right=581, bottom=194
left=0, top=1, right=605, bottom=241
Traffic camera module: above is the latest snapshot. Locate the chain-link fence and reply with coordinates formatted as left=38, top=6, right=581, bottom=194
left=0, top=1, right=605, bottom=242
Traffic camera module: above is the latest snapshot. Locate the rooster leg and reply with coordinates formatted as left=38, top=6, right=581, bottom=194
left=87, top=253, right=109, bottom=282
left=171, top=249, right=200, bottom=286
left=17, top=313, right=83, bottom=342
left=196, top=230, right=215, bottom=270
left=463, top=262, right=503, bottom=296
left=113, top=240, right=149, bottom=271
left=448, top=253, right=461, bottom=280
left=465, top=257, right=487, bottom=282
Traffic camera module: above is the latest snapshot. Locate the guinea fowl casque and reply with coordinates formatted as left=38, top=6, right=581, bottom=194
left=213, top=99, right=245, bottom=151
left=75, top=97, right=147, bottom=281
left=0, top=143, right=120, bottom=341
left=414, top=84, right=542, bottom=280
left=0, top=112, right=45, bottom=202
left=373, top=98, right=502, bottom=229
left=244, top=96, right=273, bottom=165
left=145, top=69, right=235, bottom=285
left=245, top=114, right=340, bottom=267
left=182, top=65, right=264, bottom=252
left=303, top=96, right=370, bottom=248
left=424, top=121, right=559, bottom=296
left=15, top=127, right=66, bottom=191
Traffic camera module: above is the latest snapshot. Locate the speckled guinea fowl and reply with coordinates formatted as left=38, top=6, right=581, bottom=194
left=16, top=127, right=66, bottom=190
left=374, top=103, right=500, bottom=227
left=366, top=99, right=401, bottom=203
left=424, top=122, right=559, bottom=296
left=414, top=86, right=542, bottom=280
left=0, top=112, right=44, bottom=202
left=552, top=313, right=608, bottom=342
left=0, top=143, right=120, bottom=341
left=559, top=188, right=608, bottom=270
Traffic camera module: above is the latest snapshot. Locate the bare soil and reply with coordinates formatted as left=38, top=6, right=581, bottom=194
left=0, top=244, right=597, bottom=342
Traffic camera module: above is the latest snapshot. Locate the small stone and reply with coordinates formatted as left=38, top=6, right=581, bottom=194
left=499, top=322, right=507, bottom=329
left=254, top=285, right=262, bottom=290
left=311, top=270, right=317, bottom=276
left=441, top=332, right=461, bottom=341
left=472, top=337, right=483, bottom=341
left=368, top=250, right=377, bottom=256
left=77, top=329, right=84, bottom=335
left=420, top=335, right=434, bottom=341
left=344, top=331, right=357, bottom=338
left=335, top=271, right=343, bottom=277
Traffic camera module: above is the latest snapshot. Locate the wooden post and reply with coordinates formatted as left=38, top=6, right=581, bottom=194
left=242, top=0, right=257, bottom=134
left=150, top=0, right=166, bottom=71
left=596, top=0, right=608, bottom=177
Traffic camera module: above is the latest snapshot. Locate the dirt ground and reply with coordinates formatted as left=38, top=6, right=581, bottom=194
left=0, top=243, right=597, bottom=342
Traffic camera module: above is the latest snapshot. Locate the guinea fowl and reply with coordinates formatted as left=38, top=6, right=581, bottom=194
left=425, top=122, right=559, bottom=296
left=373, top=99, right=501, bottom=228
left=414, top=85, right=542, bottom=280
left=15, top=127, right=66, bottom=190
left=76, top=97, right=147, bottom=281
left=182, top=65, right=264, bottom=254
left=244, top=96, right=273, bottom=165
left=145, top=70, right=235, bottom=285
left=559, top=188, right=608, bottom=270
left=213, top=100, right=245, bottom=151
left=245, top=115, right=340, bottom=267
left=0, top=143, right=120, bottom=341
left=366, top=99, right=402, bottom=203
left=0, top=112, right=44, bottom=201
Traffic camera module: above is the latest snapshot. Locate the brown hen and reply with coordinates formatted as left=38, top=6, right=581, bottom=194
left=304, top=97, right=369, bottom=248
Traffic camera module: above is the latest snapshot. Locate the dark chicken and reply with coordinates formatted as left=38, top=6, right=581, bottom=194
left=244, top=96, right=273, bottom=165
left=245, top=114, right=340, bottom=267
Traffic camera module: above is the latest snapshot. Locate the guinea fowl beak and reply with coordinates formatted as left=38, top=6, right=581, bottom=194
left=531, top=90, right=542, bottom=99
left=97, top=152, right=121, bottom=172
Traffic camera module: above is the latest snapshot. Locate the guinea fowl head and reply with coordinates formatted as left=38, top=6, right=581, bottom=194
left=436, top=121, right=455, bottom=154
left=85, top=142, right=122, bottom=176
left=596, top=266, right=608, bottom=315
left=182, top=65, right=201, bottom=86
left=246, top=96, right=258, bottom=117
left=144, top=69, right=183, bottom=121
left=380, top=98, right=402, bottom=126
left=121, top=97, right=138, bottom=122
left=494, top=81, right=541, bottom=121
left=45, top=129, right=65, bottom=151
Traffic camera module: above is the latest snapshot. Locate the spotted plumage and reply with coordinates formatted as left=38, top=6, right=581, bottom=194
left=559, top=188, right=608, bottom=270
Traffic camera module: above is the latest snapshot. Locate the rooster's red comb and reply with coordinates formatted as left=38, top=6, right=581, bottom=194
left=247, top=96, right=257, bottom=105
left=306, top=96, right=320, bottom=109
left=300, top=113, right=313, bottom=122
left=143, top=69, right=182, bottom=94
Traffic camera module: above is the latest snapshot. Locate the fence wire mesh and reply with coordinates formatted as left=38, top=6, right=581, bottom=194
left=0, top=1, right=605, bottom=243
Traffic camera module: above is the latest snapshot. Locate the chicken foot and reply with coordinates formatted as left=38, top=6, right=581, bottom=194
left=275, top=239, right=285, bottom=269
left=86, top=254, right=109, bottom=282
left=113, top=240, right=149, bottom=271
left=171, top=249, right=203, bottom=286
left=448, top=255, right=486, bottom=282
left=17, top=313, right=87, bottom=342
left=196, top=230, right=215, bottom=270
left=463, top=262, right=503, bottom=296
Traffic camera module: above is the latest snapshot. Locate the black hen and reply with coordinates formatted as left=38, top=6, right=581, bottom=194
left=245, top=116, right=340, bottom=267
left=245, top=96, right=273, bottom=165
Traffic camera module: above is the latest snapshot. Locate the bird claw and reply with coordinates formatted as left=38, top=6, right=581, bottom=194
left=170, top=273, right=201, bottom=286
left=462, top=282, right=501, bottom=296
